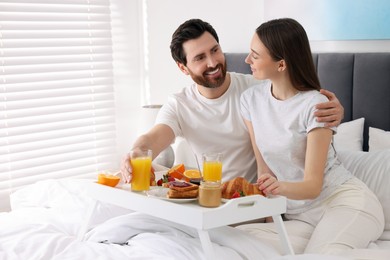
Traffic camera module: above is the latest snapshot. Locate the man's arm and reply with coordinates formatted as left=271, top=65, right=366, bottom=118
left=132, top=124, right=175, bottom=159
left=315, top=89, right=344, bottom=127
left=120, top=124, right=175, bottom=182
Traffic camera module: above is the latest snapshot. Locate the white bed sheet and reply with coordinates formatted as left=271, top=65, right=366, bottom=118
left=0, top=179, right=385, bottom=260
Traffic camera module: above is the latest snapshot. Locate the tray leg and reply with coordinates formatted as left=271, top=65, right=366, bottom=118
left=197, top=229, right=215, bottom=259
left=77, top=200, right=98, bottom=241
left=272, top=214, right=295, bottom=255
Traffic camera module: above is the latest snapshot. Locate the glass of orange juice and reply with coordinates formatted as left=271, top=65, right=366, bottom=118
left=130, top=149, right=152, bottom=192
left=202, top=153, right=223, bottom=182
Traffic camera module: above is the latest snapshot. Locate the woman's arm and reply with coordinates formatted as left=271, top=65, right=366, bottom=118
left=258, top=127, right=333, bottom=200
left=243, top=119, right=275, bottom=179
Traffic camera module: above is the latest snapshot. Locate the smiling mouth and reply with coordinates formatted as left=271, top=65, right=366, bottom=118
left=205, top=67, right=220, bottom=75
left=204, top=64, right=223, bottom=78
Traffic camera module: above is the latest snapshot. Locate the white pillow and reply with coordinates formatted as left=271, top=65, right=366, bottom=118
left=338, top=150, right=390, bottom=239
left=333, top=118, right=364, bottom=152
left=369, top=127, right=390, bottom=152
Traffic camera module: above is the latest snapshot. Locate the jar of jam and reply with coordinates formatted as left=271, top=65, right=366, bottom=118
left=198, top=181, right=222, bottom=207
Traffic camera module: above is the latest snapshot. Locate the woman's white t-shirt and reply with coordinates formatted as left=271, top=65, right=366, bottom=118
left=240, top=82, right=352, bottom=213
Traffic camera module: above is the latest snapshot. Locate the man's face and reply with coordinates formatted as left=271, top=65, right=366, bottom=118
left=180, top=32, right=227, bottom=89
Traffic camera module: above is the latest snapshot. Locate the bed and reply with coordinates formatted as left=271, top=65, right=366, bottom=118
left=0, top=52, right=389, bottom=260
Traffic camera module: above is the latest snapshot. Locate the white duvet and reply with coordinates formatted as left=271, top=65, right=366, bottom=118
left=0, top=179, right=378, bottom=260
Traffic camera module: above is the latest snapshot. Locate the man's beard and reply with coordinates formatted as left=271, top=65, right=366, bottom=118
left=189, top=62, right=227, bottom=89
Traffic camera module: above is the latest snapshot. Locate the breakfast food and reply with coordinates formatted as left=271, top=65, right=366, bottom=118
left=150, top=167, right=156, bottom=186
left=156, top=175, right=175, bottom=186
left=166, top=181, right=199, bottom=199
left=183, top=169, right=201, bottom=179
left=97, top=173, right=120, bottom=187
left=156, top=164, right=191, bottom=186
left=221, top=177, right=264, bottom=199
left=198, top=181, right=221, bottom=207
left=167, top=163, right=190, bottom=182
left=168, top=163, right=185, bottom=175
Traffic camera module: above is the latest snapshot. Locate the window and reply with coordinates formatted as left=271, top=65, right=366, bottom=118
left=0, top=0, right=118, bottom=211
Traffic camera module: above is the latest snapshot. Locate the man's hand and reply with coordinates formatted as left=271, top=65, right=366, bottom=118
left=315, top=89, right=344, bottom=127
left=120, top=153, right=132, bottom=183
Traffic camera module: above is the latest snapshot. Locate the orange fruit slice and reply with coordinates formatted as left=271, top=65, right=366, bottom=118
left=97, top=173, right=120, bottom=187
left=167, top=163, right=189, bottom=181
left=183, top=169, right=201, bottom=179
left=168, top=170, right=190, bottom=182
left=168, top=163, right=185, bottom=174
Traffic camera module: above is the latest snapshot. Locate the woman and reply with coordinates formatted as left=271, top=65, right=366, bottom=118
left=238, top=18, right=384, bottom=255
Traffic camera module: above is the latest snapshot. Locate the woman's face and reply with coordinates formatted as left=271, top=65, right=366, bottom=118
left=245, top=33, right=280, bottom=81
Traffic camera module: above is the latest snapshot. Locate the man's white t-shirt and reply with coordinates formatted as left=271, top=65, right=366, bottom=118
left=156, top=72, right=264, bottom=183
left=240, top=82, right=352, bottom=213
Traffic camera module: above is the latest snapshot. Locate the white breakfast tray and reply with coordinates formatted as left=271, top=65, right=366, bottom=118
left=78, top=182, right=294, bottom=258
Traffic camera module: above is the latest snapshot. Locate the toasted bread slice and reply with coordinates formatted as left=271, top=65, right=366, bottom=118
left=167, top=188, right=198, bottom=199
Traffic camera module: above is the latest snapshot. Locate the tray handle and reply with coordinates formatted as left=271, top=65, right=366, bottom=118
left=223, top=195, right=265, bottom=209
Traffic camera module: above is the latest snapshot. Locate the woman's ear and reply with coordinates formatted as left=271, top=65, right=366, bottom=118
left=278, top=60, right=286, bottom=72
left=177, top=62, right=189, bottom=75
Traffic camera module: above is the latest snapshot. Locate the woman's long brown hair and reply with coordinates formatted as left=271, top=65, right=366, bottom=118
left=256, top=18, right=321, bottom=91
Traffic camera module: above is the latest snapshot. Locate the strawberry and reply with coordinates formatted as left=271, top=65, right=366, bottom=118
left=231, top=191, right=240, bottom=199
left=231, top=190, right=246, bottom=199
left=157, top=175, right=175, bottom=186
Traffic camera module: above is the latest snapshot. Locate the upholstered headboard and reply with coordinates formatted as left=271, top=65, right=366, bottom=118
left=225, top=53, right=390, bottom=151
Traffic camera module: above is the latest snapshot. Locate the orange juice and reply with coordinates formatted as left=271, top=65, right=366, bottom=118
left=131, top=156, right=152, bottom=191
left=203, top=161, right=222, bottom=182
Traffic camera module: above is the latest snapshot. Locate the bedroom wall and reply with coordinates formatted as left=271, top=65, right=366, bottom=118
left=111, top=0, right=144, bottom=163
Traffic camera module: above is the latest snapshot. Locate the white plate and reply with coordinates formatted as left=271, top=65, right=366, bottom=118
left=145, top=187, right=197, bottom=203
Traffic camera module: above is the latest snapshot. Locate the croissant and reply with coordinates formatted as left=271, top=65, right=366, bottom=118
left=221, top=177, right=263, bottom=199
left=150, top=169, right=156, bottom=186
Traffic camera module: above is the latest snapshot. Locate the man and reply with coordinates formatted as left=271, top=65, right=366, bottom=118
left=121, top=19, right=343, bottom=183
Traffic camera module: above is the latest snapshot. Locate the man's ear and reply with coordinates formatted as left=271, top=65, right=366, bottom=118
left=177, top=62, right=189, bottom=75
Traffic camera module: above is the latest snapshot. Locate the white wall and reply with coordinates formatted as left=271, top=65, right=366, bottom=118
left=111, top=0, right=144, bottom=161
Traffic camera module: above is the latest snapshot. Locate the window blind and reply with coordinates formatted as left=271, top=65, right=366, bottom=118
left=0, top=0, right=118, bottom=211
